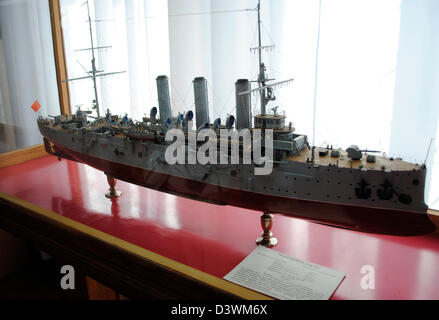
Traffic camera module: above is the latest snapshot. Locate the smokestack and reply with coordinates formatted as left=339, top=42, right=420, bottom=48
left=156, top=75, right=172, bottom=126
left=193, top=77, right=210, bottom=129
left=235, top=79, right=252, bottom=130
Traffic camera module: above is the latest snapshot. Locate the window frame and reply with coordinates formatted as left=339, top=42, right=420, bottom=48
left=49, top=0, right=71, bottom=117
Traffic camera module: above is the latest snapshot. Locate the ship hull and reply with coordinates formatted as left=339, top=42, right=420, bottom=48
left=54, top=143, right=436, bottom=236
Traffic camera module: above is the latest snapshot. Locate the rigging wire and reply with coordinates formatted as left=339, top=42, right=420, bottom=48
left=69, top=3, right=261, bottom=120
left=260, top=21, right=275, bottom=48
left=169, top=79, right=188, bottom=114
left=216, top=85, right=235, bottom=119
left=89, top=8, right=257, bottom=23
left=144, top=30, right=155, bottom=110
left=206, top=80, right=226, bottom=119
left=312, top=0, right=323, bottom=148
left=181, top=81, right=195, bottom=110
left=169, top=8, right=257, bottom=18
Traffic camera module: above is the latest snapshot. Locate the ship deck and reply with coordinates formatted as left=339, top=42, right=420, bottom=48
left=45, top=121, right=420, bottom=172
left=287, top=147, right=421, bottom=171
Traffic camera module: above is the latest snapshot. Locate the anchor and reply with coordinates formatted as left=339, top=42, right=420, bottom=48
left=378, top=180, right=394, bottom=200
left=355, top=179, right=372, bottom=199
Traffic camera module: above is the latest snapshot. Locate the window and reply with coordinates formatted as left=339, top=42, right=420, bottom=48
left=0, top=0, right=60, bottom=153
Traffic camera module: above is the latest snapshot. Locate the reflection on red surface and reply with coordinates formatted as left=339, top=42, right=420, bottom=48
left=1, top=156, right=439, bottom=299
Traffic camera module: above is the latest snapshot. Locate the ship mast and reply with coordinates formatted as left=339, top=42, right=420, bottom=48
left=85, top=0, right=100, bottom=118
left=240, top=1, right=294, bottom=119
left=62, top=0, right=126, bottom=118
left=257, top=0, right=266, bottom=116
left=255, top=0, right=276, bottom=118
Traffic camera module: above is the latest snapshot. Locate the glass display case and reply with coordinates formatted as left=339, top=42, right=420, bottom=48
left=0, top=0, right=63, bottom=155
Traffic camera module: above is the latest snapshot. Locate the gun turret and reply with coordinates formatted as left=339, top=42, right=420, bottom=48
left=346, top=145, right=381, bottom=161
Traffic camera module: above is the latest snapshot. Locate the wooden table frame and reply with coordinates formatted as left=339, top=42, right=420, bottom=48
left=0, top=191, right=269, bottom=300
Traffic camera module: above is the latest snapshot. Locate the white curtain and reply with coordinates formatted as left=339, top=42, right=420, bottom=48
left=0, top=0, right=59, bottom=152
left=389, top=0, right=439, bottom=208
left=60, top=0, right=439, bottom=209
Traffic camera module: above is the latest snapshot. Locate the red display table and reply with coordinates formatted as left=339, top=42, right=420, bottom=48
left=0, top=155, right=438, bottom=299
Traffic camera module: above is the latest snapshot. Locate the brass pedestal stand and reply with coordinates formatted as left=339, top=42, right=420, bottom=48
left=256, top=213, right=278, bottom=248
left=105, top=174, right=122, bottom=199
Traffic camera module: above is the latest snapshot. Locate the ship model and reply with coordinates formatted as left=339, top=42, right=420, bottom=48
left=38, top=1, right=435, bottom=244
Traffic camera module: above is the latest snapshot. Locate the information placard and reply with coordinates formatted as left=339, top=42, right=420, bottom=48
left=224, top=246, right=345, bottom=300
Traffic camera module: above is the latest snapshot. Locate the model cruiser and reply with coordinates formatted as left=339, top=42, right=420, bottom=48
left=37, top=1, right=435, bottom=237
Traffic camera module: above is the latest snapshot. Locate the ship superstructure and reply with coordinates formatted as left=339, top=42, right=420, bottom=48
left=37, top=1, right=435, bottom=236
